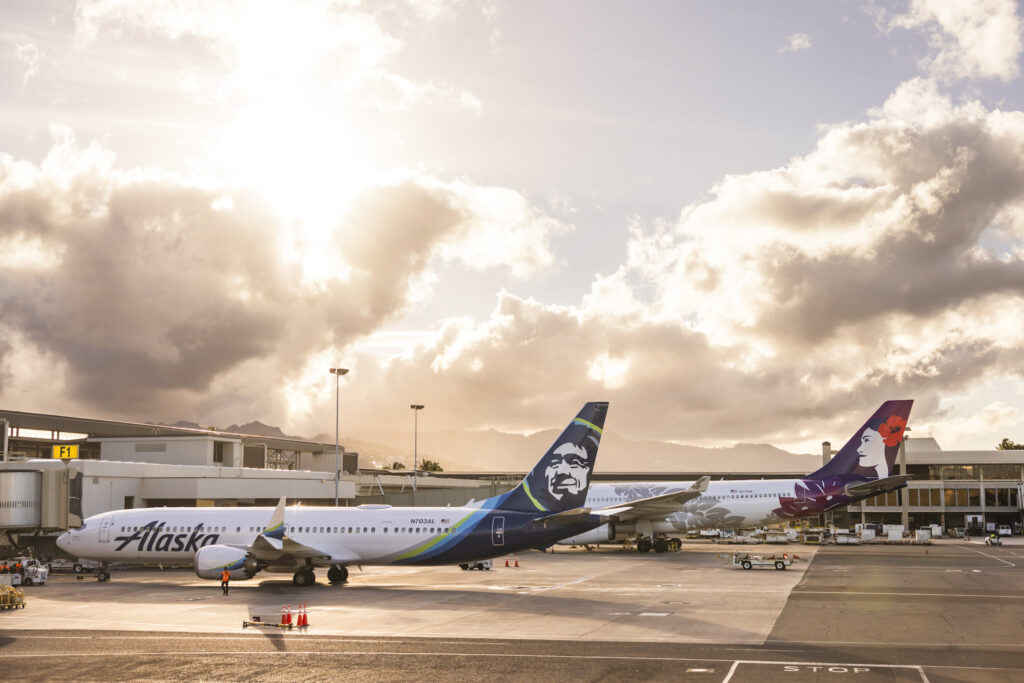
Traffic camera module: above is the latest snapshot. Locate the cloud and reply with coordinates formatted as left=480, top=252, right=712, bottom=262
left=6, top=35, right=41, bottom=88
left=0, top=128, right=569, bottom=418
left=885, top=0, right=1023, bottom=82
left=780, top=33, right=812, bottom=53
left=329, top=78, right=1024, bottom=450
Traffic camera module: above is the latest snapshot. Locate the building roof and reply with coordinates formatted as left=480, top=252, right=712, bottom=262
left=0, top=409, right=332, bottom=454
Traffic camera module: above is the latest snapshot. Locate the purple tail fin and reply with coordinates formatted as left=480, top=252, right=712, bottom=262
left=809, top=400, right=913, bottom=480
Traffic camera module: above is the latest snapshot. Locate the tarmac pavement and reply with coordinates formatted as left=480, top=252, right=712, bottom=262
left=2, top=539, right=1023, bottom=681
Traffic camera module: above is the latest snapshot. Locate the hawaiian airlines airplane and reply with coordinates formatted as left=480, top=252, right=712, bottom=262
left=56, top=402, right=705, bottom=586
left=559, top=400, right=913, bottom=553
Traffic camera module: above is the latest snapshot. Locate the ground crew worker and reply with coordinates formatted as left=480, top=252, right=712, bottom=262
left=221, top=568, right=231, bottom=595
left=0, top=563, right=8, bottom=574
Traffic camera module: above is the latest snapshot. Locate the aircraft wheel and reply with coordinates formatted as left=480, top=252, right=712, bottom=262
left=327, top=566, right=348, bottom=584
left=97, top=571, right=110, bottom=582
left=636, top=538, right=653, bottom=553
left=741, top=560, right=752, bottom=570
left=293, top=569, right=315, bottom=587
left=459, top=563, right=469, bottom=570
left=653, top=538, right=669, bottom=553
left=775, top=561, right=786, bottom=570
left=669, top=537, right=682, bottom=550
left=74, top=564, right=83, bottom=574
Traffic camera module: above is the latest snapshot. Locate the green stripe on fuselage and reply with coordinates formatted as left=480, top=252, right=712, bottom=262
left=395, top=511, right=475, bottom=561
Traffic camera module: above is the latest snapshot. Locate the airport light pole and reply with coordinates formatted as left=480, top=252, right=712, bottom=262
left=900, top=427, right=911, bottom=530
left=330, top=367, right=349, bottom=506
left=410, top=404, right=424, bottom=490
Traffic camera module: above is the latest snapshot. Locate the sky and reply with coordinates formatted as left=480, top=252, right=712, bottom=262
left=2, top=0, right=1024, bottom=455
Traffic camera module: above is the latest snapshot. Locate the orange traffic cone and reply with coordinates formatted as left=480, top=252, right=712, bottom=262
left=280, top=605, right=289, bottom=626
left=505, top=556, right=510, bottom=567
left=514, top=555, right=519, bottom=568
left=303, top=604, right=310, bottom=627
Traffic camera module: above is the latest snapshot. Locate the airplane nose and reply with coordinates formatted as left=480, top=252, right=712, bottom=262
left=56, top=531, right=70, bottom=551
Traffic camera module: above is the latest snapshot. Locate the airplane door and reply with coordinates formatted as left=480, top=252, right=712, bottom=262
left=491, top=517, right=505, bottom=547
left=99, top=519, right=112, bottom=543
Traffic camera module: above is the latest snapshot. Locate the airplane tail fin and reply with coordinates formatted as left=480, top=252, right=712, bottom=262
left=494, top=402, right=608, bottom=514
left=809, top=400, right=913, bottom=480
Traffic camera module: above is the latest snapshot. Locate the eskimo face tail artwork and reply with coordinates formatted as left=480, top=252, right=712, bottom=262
left=498, top=401, right=607, bottom=513
left=809, top=400, right=912, bottom=480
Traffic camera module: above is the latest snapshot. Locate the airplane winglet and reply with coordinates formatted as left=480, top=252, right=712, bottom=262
left=263, top=496, right=287, bottom=540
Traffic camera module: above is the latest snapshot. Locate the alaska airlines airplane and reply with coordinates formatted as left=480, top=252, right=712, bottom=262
left=56, top=402, right=705, bottom=586
left=559, top=400, right=913, bottom=553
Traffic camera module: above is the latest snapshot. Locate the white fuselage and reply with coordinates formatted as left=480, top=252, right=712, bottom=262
left=585, top=478, right=818, bottom=534
left=59, top=504, right=493, bottom=566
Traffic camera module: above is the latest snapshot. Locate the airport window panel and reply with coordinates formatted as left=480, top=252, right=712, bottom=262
left=1010, top=489, right=1019, bottom=507
left=967, top=489, right=981, bottom=507
left=908, top=490, right=918, bottom=506
left=982, top=464, right=1021, bottom=480
left=945, top=489, right=957, bottom=506
left=941, top=465, right=980, bottom=480
left=997, top=489, right=1007, bottom=506
left=985, top=488, right=998, bottom=506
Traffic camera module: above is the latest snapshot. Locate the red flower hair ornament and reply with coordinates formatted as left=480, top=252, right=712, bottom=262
left=878, top=415, right=907, bottom=447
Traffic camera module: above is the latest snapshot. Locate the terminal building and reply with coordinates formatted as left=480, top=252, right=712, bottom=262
left=847, top=437, right=1023, bottom=534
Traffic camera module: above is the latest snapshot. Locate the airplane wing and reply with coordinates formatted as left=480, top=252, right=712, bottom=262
left=246, top=497, right=357, bottom=564
left=845, top=475, right=913, bottom=498
left=526, top=507, right=594, bottom=529
left=597, top=476, right=710, bottom=522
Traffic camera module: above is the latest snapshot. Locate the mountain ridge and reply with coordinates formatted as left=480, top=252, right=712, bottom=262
left=157, top=418, right=817, bottom=474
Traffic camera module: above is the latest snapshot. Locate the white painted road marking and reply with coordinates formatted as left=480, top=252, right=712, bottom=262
left=722, top=659, right=930, bottom=683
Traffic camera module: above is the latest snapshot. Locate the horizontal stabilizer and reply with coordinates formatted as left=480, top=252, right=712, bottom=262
left=527, top=507, right=593, bottom=529
left=598, top=476, right=710, bottom=521
left=845, top=475, right=913, bottom=498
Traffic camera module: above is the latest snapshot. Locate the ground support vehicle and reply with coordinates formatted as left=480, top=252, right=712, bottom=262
left=47, top=558, right=100, bottom=574
left=459, top=559, right=493, bottom=571
left=2, top=557, right=48, bottom=586
left=0, top=579, right=26, bottom=610
left=722, top=552, right=798, bottom=570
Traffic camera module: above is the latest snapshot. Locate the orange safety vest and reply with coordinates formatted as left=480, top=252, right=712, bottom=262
left=221, top=569, right=231, bottom=581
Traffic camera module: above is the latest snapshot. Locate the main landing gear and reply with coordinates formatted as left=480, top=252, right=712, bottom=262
left=292, top=565, right=348, bottom=586
left=636, top=536, right=682, bottom=553
left=292, top=568, right=316, bottom=587
left=97, top=562, right=111, bottom=582
left=327, top=565, right=349, bottom=585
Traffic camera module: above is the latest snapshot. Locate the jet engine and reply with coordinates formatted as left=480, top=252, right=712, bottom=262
left=557, top=523, right=616, bottom=545
left=194, top=545, right=258, bottom=580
